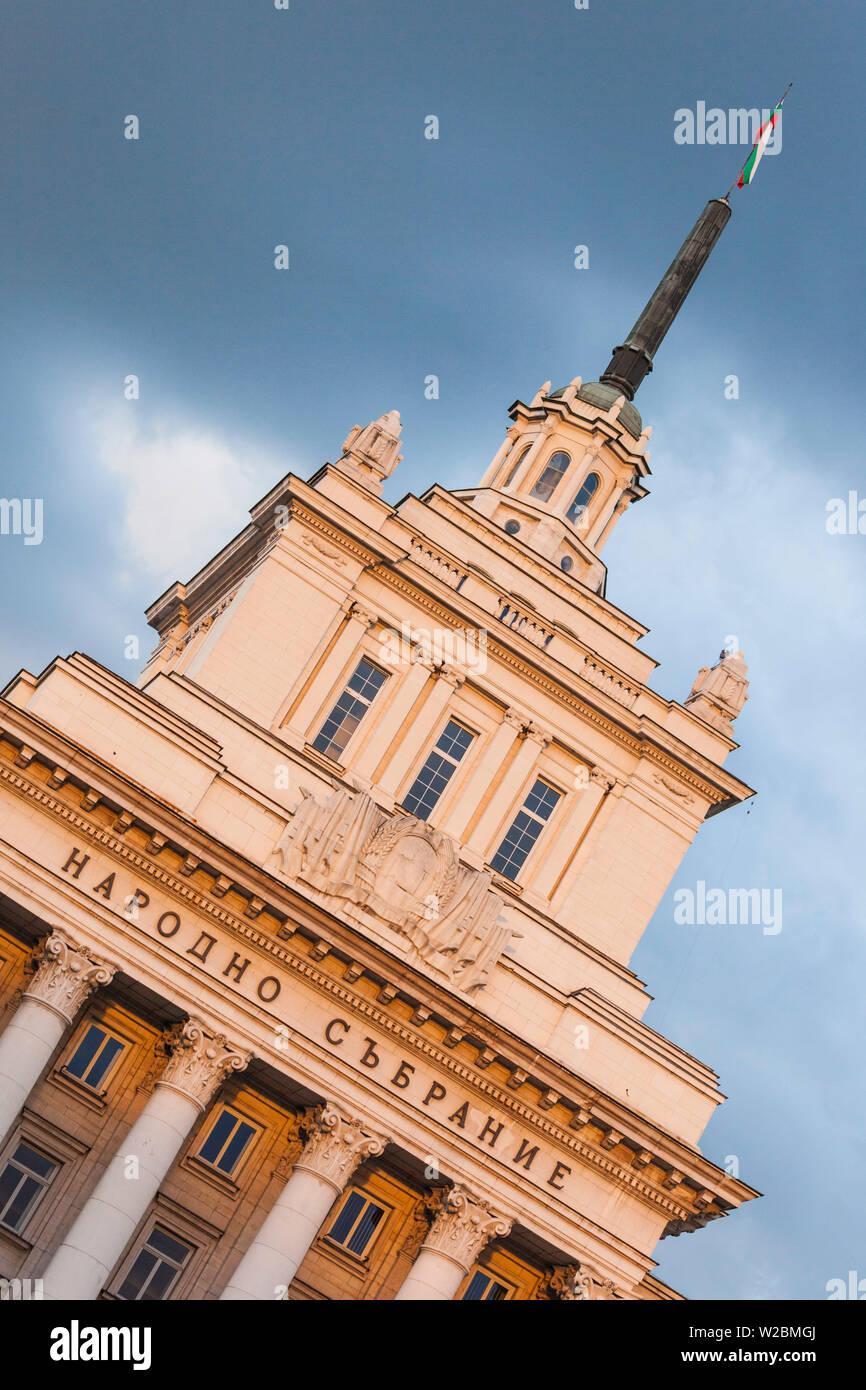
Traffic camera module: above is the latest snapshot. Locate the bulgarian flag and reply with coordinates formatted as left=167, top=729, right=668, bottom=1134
left=737, top=84, right=791, bottom=188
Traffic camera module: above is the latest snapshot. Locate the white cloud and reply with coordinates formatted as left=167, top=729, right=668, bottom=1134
left=90, top=407, right=284, bottom=585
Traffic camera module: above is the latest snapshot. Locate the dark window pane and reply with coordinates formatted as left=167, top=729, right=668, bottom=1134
left=147, top=1228, right=191, bottom=1265
left=218, top=1120, right=255, bottom=1174
left=530, top=451, right=570, bottom=502
left=0, top=1164, right=21, bottom=1219
left=14, top=1143, right=56, bottom=1179
left=567, top=472, right=600, bottom=524
left=484, top=1279, right=509, bottom=1301
left=347, top=659, right=386, bottom=701
left=462, top=1271, right=489, bottom=1301
left=66, top=1025, right=105, bottom=1079
left=199, top=1110, right=236, bottom=1165
left=329, top=1190, right=366, bottom=1245
left=502, top=445, right=531, bottom=487
left=86, top=1035, right=124, bottom=1089
left=118, top=1250, right=158, bottom=1302
left=346, top=1201, right=384, bottom=1255
left=140, top=1259, right=178, bottom=1302
left=2, top=1175, right=39, bottom=1230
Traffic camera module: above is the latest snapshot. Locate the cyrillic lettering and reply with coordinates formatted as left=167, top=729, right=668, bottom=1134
left=547, top=1161, right=571, bottom=1190
left=92, top=874, right=115, bottom=900
left=61, top=847, right=90, bottom=879
left=222, top=952, right=250, bottom=983
left=156, top=911, right=181, bottom=937
left=325, top=1018, right=349, bottom=1045
left=423, top=1082, right=447, bottom=1106
left=360, top=1037, right=380, bottom=1068
left=256, top=976, right=281, bottom=1003
left=512, top=1139, right=539, bottom=1170
left=478, top=1116, right=504, bottom=1148
left=186, top=932, right=216, bottom=963
left=390, top=1061, right=415, bottom=1089
left=448, top=1102, right=469, bottom=1129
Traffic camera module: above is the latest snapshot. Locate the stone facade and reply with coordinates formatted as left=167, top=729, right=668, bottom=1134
left=0, top=378, right=758, bottom=1301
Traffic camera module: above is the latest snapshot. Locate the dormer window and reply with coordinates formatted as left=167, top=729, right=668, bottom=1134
left=530, top=451, right=570, bottom=503
left=566, top=471, right=600, bottom=526
left=501, top=444, right=531, bottom=488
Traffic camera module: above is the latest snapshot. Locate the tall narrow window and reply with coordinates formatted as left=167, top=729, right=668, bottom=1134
left=0, top=1142, right=58, bottom=1232
left=462, top=1269, right=513, bottom=1300
left=197, top=1108, right=256, bottom=1175
left=116, top=1226, right=194, bottom=1301
left=327, top=1190, right=387, bottom=1256
left=501, top=444, right=531, bottom=488
left=312, top=657, right=387, bottom=760
left=530, top=451, right=570, bottom=503
left=490, top=778, right=562, bottom=881
left=566, top=471, right=599, bottom=525
left=65, top=1023, right=125, bottom=1090
left=401, top=719, right=475, bottom=820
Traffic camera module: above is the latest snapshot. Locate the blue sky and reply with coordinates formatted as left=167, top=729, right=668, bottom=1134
left=1, top=1, right=863, bottom=1299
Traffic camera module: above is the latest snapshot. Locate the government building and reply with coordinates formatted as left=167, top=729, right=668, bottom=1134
left=0, top=199, right=758, bottom=1302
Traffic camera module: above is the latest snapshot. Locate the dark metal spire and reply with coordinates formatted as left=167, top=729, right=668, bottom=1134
left=600, top=197, right=732, bottom=401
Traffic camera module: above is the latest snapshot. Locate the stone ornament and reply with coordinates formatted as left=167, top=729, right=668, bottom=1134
left=157, top=1019, right=250, bottom=1111
left=685, top=649, right=749, bottom=732
left=293, top=1104, right=388, bottom=1192
left=336, top=411, right=403, bottom=494
left=537, top=1263, right=582, bottom=1300
left=271, top=786, right=520, bottom=993
left=421, top=1184, right=512, bottom=1272
left=574, top=1269, right=618, bottom=1301
left=23, top=930, right=116, bottom=1023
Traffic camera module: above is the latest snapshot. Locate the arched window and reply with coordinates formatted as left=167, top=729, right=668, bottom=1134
left=530, top=451, right=570, bottom=503
left=566, top=472, right=600, bottom=526
left=501, top=444, right=531, bottom=488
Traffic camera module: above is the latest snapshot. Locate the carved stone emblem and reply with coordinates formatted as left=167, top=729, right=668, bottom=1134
left=271, top=787, right=519, bottom=993
left=23, top=931, right=116, bottom=1023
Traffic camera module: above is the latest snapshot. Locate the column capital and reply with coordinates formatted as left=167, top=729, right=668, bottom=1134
left=524, top=721, right=551, bottom=749
left=537, top=1263, right=582, bottom=1300
left=421, top=1184, right=512, bottom=1274
left=156, top=1019, right=250, bottom=1112
left=348, top=601, right=377, bottom=629
left=589, top=766, right=617, bottom=791
left=574, top=1265, right=619, bottom=1300
left=23, top=930, right=116, bottom=1024
left=293, top=1104, right=389, bottom=1194
left=502, top=707, right=527, bottom=731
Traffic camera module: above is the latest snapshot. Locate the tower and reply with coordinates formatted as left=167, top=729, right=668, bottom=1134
left=0, top=197, right=757, bottom=1302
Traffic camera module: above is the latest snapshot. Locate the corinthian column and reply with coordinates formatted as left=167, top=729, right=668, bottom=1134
left=219, top=1105, right=388, bottom=1301
left=393, top=1185, right=512, bottom=1301
left=42, top=1020, right=249, bottom=1301
left=0, top=930, right=116, bottom=1146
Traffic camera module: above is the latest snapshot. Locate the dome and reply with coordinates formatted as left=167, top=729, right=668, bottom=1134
left=549, top=381, right=642, bottom=440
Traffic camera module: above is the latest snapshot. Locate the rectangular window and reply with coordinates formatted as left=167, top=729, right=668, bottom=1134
left=197, top=1108, right=256, bottom=1175
left=462, top=1269, right=512, bottom=1301
left=116, top=1226, right=194, bottom=1301
left=401, top=719, right=475, bottom=820
left=327, top=1189, right=386, bottom=1257
left=65, top=1024, right=125, bottom=1090
left=490, top=777, right=562, bottom=881
left=0, top=1142, right=58, bottom=1232
left=312, top=658, right=387, bottom=761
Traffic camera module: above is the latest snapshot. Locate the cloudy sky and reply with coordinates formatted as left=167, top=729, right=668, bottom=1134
left=2, top=1, right=863, bottom=1300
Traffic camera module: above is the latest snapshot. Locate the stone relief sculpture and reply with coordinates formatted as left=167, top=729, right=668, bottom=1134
left=271, top=786, right=519, bottom=993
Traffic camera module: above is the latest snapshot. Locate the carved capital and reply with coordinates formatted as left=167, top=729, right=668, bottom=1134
left=156, top=1019, right=250, bottom=1111
left=421, top=1185, right=512, bottom=1273
left=574, top=1268, right=619, bottom=1301
left=537, top=1263, right=582, bottom=1300
left=23, top=931, right=116, bottom=1023
left=293, top=1104, right=389, bottom=1193
left=503, top=707, right=526, bottom=732
left=524, top=721, right=550, bottom=749
left=348, top=601, right=377, bottom=630
left=589, top=766, right=616, bottom=791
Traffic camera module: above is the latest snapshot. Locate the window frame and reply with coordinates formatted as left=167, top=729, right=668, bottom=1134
left=489, top=775, right=564, bottom=882
left=310, top=655, right=389, bottom=762
left=113, top=1223, right=196, bottom=1303
left=500, top=443, right=532, bottom=489
left=62, top=1021, right=127, bottom=1094
left=0, top=1139, right=59, bottom=1236
left=399, top=716, right=477, bottom=821
left=566, top=470, right=601, bottom=527
left=195, top=1105, right=259, bottom=1178
left=324, top=1186, right=391, bottom=1261
left=529, top=450, right=571, bottom=504
left=460, top=1267, right=517, bottom=1301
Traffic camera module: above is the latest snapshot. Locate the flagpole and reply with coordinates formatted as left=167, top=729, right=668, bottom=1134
left=723, top=82, right=793, bottom=198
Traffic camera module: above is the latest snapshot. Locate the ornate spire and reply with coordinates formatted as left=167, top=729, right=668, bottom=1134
left=335, top=410, right=402, bottom=494
left=600, top=198, right=732, bottom=400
